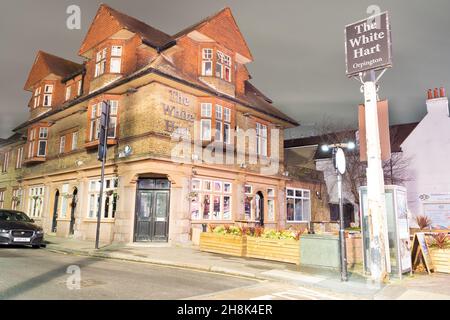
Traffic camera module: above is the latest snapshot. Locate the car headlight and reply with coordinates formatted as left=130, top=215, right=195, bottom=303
left=36, top=230, right=44, bottom=235
left=0, top=229, right=9, bottom=233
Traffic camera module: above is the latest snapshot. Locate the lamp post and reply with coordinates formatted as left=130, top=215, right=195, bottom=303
left=321, top=141, right=355, bottom=282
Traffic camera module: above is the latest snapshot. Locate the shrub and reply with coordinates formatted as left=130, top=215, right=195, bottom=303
left=211, top=225, right=242, bottom=236
left=430, top=233, right=450, bottom=249
left=416, top=215, right=432, bottom=230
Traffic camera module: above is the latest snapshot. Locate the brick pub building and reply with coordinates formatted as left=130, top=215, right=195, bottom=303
left=0, top=5, right=329, bottom=244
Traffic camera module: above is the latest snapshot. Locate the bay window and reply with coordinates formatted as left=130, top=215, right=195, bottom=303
left=191, top=178, right=232, bottom=221
left=87, top=177, right=119, bottom=219
left=28, top=129, right=36, bottom=159
left=37, top=127, right=48, bottom=157
left=43, top=85, right=53, bottom=107
left=286, top=188, right=311, bottom=222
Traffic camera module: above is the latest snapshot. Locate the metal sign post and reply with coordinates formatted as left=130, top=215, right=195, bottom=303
left=95, top=101, right=110, bottom=250
left=345, top=11, right=393, bottom=283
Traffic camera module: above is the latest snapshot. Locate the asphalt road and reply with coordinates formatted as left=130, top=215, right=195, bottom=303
left=0, top=247, right=258, bottom=300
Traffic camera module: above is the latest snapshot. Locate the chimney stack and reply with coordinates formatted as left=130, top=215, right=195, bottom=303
left=427, top=89, right=433, bottom=100
left=434, top=88, right=439, bottom=99
left=440, top=87, right=446, bottom=98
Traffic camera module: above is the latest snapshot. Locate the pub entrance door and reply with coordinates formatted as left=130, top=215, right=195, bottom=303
left=134, top=178, right=171, bottom=242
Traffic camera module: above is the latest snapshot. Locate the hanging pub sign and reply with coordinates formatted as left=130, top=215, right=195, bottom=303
left=345, top=12, right=392, bottom=77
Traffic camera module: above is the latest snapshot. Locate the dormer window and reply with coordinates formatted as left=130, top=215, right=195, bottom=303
left=95, top=48, right=107, bottom=77
left=43, top=85, right=53, bottom=107
left=110, top=46, right=122, bottom=73
left=202, top=49, right=213, bottom=76
left=33, top=87, right=41, bottom=108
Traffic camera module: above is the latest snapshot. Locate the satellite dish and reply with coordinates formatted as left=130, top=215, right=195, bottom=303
left=335, top=148, right=346, bottom=175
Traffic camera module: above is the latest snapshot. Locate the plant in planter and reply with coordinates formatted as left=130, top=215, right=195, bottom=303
left=416, top=215, right=432, bottom=230
left=428, top=232, right=450, bottom=274
left=200, top=225, right=246, bottom=257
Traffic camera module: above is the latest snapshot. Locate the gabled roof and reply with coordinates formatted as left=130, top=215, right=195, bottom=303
left=24, top=51, right=83, bottom=91
left=79, top=4, right=172, bottom=55
left=172, top=7, right=253, bottom=61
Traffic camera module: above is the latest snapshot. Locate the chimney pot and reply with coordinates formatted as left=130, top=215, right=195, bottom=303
left=434, top=88, right=439, bottom=99
left=440, top=87, right=446, bottom=98
left=427, top=89, right=433, bottom=100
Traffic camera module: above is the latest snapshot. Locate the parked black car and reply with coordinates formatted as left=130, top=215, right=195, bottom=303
left=0, top=210, right=44, bottom=248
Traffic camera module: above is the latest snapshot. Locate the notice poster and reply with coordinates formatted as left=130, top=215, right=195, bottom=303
left=423, top=203, right=450, bottom=229
left=396, top=190, right=412, bottom=271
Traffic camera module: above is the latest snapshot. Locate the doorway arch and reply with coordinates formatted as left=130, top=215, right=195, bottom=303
left=51, top=190, right=59, bottom=233
left=255, top=191, right=264, bottom=227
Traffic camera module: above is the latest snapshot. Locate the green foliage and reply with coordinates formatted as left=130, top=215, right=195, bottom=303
left=430, top=233, right=450, bottom=249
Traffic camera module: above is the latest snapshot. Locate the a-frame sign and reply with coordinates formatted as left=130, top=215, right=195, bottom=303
left=411, top=233, right=434, bottom=274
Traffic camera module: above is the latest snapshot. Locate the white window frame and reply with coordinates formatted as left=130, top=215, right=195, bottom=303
left=33, top=87, right=41, bottom=108
left=43, top=85, right=53, bottom=107
left=216, top=51, right=232, bottom=82
left=191, top=178, right=233, bottom=221
left=202, top=48, right=213, bottom=76
left=95, top=48, right=107, bottom=77
left=286, top=188, right=311, bottom=223
left=256, top=123, right=268, bottom=157
left=201, top=119, right=211, bottom=141
left=87, top=177, right=119, bottom=219
left=65, top=86, right=71, bottom=101
left=28, top=186, right=45, bottom=218
left=201, top=103, right=212, bottom=117
left=71, top=132, right=78, bottom=151
left=107, top=100, right=119, bottom=138
left=110, top=46, right=122, bottom=74
left=16, top=147, right=23, bottom=169
left=59, top=136, right=66, bottom=154
left=12, top=188, right=23, bottom=210
left=2, top=151, right=10, bottom=173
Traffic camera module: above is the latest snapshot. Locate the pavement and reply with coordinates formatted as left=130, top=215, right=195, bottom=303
left=42, top=235, right=450, bottom=300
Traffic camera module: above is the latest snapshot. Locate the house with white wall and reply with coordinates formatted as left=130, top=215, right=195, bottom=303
left=401, top=88, right=450, bottom=229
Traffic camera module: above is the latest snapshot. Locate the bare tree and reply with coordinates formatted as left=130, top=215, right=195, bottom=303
left=316, top=118, right=411, bottom=205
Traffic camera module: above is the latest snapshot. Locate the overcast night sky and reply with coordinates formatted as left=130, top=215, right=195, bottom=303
left=1, top=0, right=449, bottom=139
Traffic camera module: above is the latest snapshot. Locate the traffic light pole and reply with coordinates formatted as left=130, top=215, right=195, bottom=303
left=95, top=101, right=110, bottom=250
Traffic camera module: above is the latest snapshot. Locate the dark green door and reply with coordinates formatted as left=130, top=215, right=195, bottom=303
left=134, top=179, right=170, bottom=242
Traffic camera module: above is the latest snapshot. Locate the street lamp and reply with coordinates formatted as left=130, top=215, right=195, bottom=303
left=320, top=142, right=355, bottom=282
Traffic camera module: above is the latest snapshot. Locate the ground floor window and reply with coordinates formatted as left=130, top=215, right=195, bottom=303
left=60, top=184, right=70, bottom=218
left=28, top=186, right=45, bottom=218
left=12, top=188, right=23, bottom=210
left=88, top=177, right=118, bottom=219
left=267, top=188, right=276, bottom=222
left=191, top=178, right=232, bottom=221
left=286, top=188, right=311, bottom=222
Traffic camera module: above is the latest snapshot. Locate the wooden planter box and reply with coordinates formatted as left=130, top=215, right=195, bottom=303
left=430, top=248, right=450, bottom=273
left=246, top=237, right=300, bottom=265
left=199, top=232, right=246, bottom=257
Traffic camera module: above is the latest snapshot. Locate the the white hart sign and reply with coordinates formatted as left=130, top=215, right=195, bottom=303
left=345, top=12, right=392, bottom=77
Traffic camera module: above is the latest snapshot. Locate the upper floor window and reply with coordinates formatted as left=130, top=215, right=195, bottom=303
left=77, top=80, right=82, bottom=96
left=65, top=86, right=72, bottom=101
left=202, top=49, right=213, bottom=76
left=33, top=87, right=41, bottom=108
left=15, top=147, right=23, bottom=169
left=89, top=101, right=119, bottom=142
left=200, top=103, right=212, bottom=141
left=95, top=48, right=107, bottom=77
left=110, top=46, right=122, bottom=74
left=71, top=131, right=78, bottom=151
left=43, top=85, right=53, bottom=107
left=59, top=136, right=66, bottom=154
left=256, top=123, right=268, bottom=157
left=216, top=51, right=232, bottom=82
left=37, top=128, right=48, bottom=157
left=2, top=152, right=10, bottom=173
left=214, top=105, right=231, bottom=143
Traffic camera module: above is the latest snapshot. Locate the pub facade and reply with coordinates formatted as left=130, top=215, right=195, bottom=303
left=0, top=5, right=329, bottom=244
